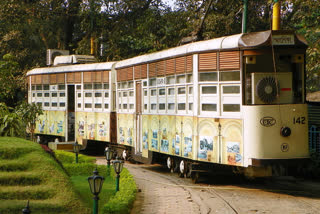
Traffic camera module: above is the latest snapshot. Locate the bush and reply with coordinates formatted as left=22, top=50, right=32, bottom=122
left=54, top=150, right=96, bottom=164
left=102, top=168, right=137, bottom=214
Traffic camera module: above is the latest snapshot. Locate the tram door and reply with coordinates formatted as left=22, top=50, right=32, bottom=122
left=67, top=85, right=75, bottom=142
left=135, top=82, right=142, bottom=153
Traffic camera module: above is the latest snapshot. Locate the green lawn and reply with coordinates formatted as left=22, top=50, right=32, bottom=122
left=0, top=137, right=90, bottom=214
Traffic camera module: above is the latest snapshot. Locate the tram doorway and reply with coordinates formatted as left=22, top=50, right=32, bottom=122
left=135, top=82, right=142, bottom=154
left=67, top=85, right=75, bottom=142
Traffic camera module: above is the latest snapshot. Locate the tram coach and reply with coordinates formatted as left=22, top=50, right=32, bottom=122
left=27, top=29, right=309, bottom=177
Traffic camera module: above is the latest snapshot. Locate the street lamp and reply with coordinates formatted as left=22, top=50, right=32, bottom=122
left=105, top=147, right=114, bottom=167
left=112, top=158, right=124, bottom=192
left=73, top=141, right=82, bottom=163
left=88, top=168, right=104, bottom=214
left=22, top=200, right=31, bottom=214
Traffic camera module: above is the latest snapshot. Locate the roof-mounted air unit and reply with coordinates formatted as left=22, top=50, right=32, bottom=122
left=46, top=49, right=70, bottom=66
left=252, top=72, right=293, bottom=104
left=53, top=55, right=96, bottom=66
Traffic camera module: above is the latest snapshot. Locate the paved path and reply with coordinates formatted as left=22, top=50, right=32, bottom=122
left=96, top=157, right=320, bottom=214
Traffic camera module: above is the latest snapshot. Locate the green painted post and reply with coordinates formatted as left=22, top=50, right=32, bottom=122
left=242, top=0, right=248, bottom=33
left=75, top=153, right=78, bottom=164
left=93, top=196, right=98, bottom=214
left=115, top=174, right=120, bottom=192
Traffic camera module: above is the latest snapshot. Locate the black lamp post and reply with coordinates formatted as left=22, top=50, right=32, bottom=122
left=73, top=141, right=82, bottom=163
left=88, top=168, right=104, bottom=214
left=22, top=200, right=31, bottom=214
left=105, top=147, right=114, bottom=167
left=112, top=158, right=124, bottom=192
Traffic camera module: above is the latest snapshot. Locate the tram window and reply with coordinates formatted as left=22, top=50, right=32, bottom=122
left=105, top=104, right=109, bottom=109
left=37, top=93, right=42, bottom=97
left=117, top=83, right=121, bottom=89
left=159, top=88, right=165, bottom=96
left=95, top=103, right=102, bottom=108
left=123, top=104, right=127, bottom=109
left=188, top=87, right=193, bottom=95
left=128, top=81, right=133, bottom=88
left=78, top=93, right=81, bottom=98
left=76, top=85, right=82, bottom=90
left=223, top=104, right=240, bottom=112
left=44, top=102, right=50, bottom=107
left=202, top=86, right=217, bottom=94
left=58, top=85, right=65, bottom=90
left=94, top=84, right=102, bottom=89
left=151, top=104, right=157, bottom=110
left=177, top=75, right=186, bottom=84
left=144, top=104, right=148, bottom=110
left=178, top=103, right=185, bottom=110
left=186, top=74, right=193, bottom=83
left=129, top=91, right=134, bottom=97
left=143, top=81, right=148, bottom=87
left=43, top=85, right=49, bottom=90
left=119, top=104, right=121, bottom=109
left=144, top=90, right=148, bottom=96
left=84, top=84, right=92, bottom=89
left=78, top=103, right=81, bottom=108
left=60, top=92, right=65, bottom=97
left=103, top=83, right=109, bottom=89
left=37, top=102, right=42, bottom=107
left=32, top=86, right=35, bottom=90
left=122, top=82, right=127, bottom=88
left=178, top=87, right=186, bottom=95
left=85, top=103, right=92, bottom=108
left=220, top=71, right=240, bottom=81
left=151, top=89, right=157, bottom=96
left=60, top=102, right=66, bottom=107
left=130, top=104, right=134, bottom=109
left=223, top=86, right=240, bottom=94
left=199, top=73, right=217, bottom=82
left=166, top=76, right=175, bottom=85
left=85, top=93, right=92, bottom=97
left=189, top=103, right=193, bottom=111
left=123, top=92, right=127, bottom=97
left=168, top=103, right=175, bottom=110
left=159, top=103, right=165, bottom=110
left=32, top=93, right=35, bottom=97
left=52, top=92, right=58, bottom=97
left=118, top=92, right=121, bottom=97
left=44, top=93, right=50, bottom=97
left=149, top=78, right=156, bottom=86
left=104, top=92, right=109, bottom=98
left=36, top=85, right=42, bottom=90
left=168, top=88, right=175, bottom=95
left=52, top=102, right=58, bottom=107
left=202, top=104, right=217, bottom=111
left=95, top=92, right=102, bottom=97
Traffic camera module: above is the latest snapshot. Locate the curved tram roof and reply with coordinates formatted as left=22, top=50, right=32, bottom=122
left=27, top=30, right=307, bottom=76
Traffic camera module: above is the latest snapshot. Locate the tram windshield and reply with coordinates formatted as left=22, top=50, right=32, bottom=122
left=243, top=50, right=305, bottom=105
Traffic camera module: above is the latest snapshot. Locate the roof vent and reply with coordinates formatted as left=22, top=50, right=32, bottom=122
left=53, top=55, right=97, bottom=66
left=46, top=49, right=70, bottom=66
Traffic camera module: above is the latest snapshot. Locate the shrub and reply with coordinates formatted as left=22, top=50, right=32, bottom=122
left=54, top=150, right=96, bottom=164
left=102, top=168, right=137, bottom=214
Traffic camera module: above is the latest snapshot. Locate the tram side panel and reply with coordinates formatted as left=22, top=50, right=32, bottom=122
left=35, top=110, right=66, bottom=138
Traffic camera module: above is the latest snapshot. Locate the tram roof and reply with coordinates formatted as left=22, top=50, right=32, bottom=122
left=115, top=30, right=307, bottom=69
left=26, top=61, right=115, bottom=76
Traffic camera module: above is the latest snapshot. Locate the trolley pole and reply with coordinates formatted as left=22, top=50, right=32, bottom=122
left=242, top=0, right=248, bottom=33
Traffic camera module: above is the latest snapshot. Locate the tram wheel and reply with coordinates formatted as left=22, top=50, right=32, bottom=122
left=167, top=156, right=174, bottom=173
left=178, top=160, right=187, bottom=178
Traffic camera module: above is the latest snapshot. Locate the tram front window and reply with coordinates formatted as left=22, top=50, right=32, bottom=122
left=244, top=51, right=305, bottom=105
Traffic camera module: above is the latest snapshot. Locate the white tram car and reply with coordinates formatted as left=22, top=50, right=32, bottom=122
left=27, top=30, right=309, bottom=177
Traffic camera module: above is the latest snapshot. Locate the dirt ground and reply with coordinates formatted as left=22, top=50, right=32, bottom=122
left=96, top=157, right=320, bottom=214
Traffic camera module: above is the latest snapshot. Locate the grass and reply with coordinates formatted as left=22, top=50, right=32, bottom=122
left=0, top=137, right=91, bottom=214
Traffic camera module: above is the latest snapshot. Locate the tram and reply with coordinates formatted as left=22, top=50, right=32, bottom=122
left=26, top=29, right=309, bottom=178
